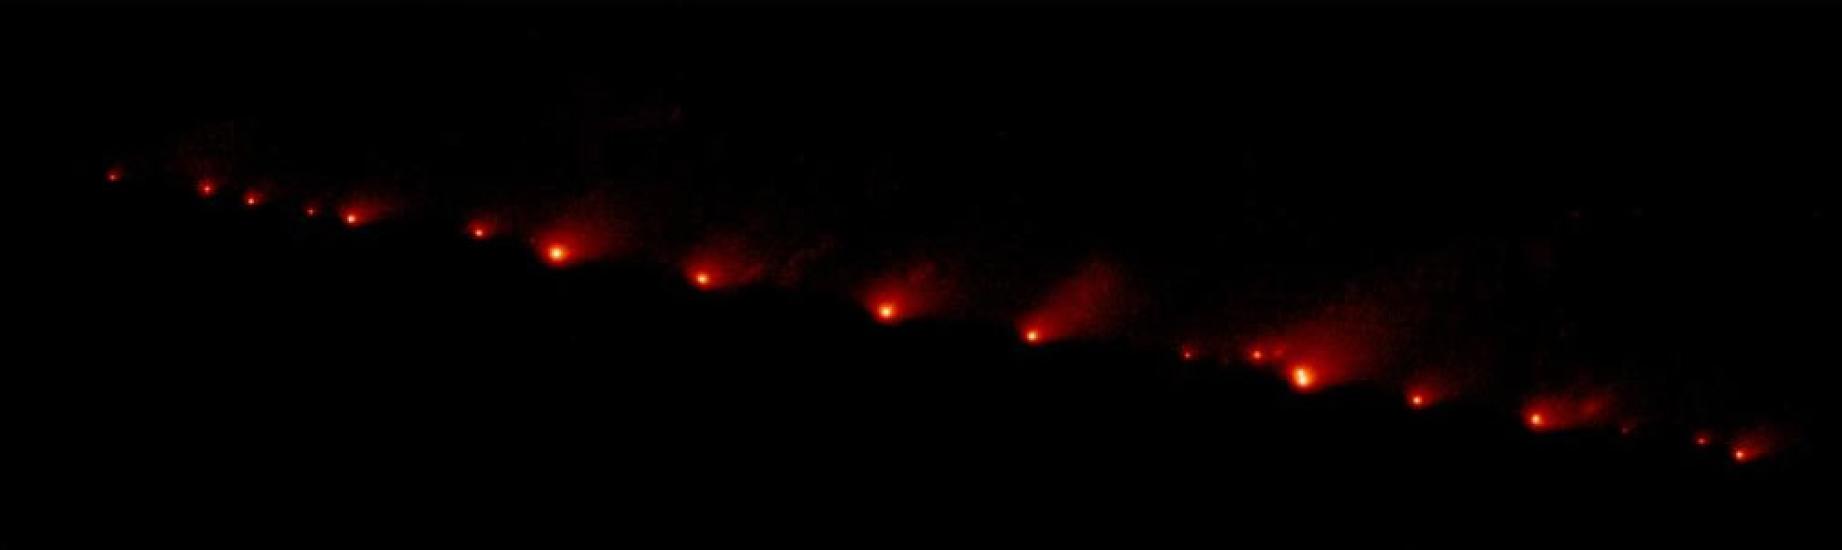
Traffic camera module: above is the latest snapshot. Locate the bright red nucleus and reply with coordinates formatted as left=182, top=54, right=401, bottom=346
left=875, top=302, right=899, bottom=323
left=106, top=167, right=123, bottom=183
left=860, top=260, right=953, bottom=327
left=1727, top=426, right=1784, bottom=465
left=1521, top=389, right=1617, bottom=433
left=1290, top=366, right=1316, bottom=391
left=543, top=243, right=572, bottom=266
left=243, top=192, right=262, bottom=207
left=1023, top=328, right=1043, bottom=344
left=197, top=179, right=216, bottom=197
left=1015, top=260, right=1135, bottom=346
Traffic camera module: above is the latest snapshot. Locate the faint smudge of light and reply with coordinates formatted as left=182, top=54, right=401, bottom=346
left=243, top=192, right=261, bottom=207
left=468, top=222, right=490, bottom=240
left=106, top=167, right=123, bottom=183
left=197, top=179, right=216, bottom=198
left=343, top=213, right=361, bottom=227
left=1180, top=346, right=1196, bottom=361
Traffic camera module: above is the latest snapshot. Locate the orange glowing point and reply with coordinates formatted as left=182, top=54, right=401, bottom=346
left=1180, top=347, right=1196, bottom=361
left=198, top=180, right=216, bottom=197
left=1732, top=449, right=1751, bottom=463
left=545, top=244, right=570, bottom=264
left=876, top=303, right=898, bottom=321
left=343, top=213, right=360, bottom=226
left=1528, top=413, right=1546, bottom=429
left=1695, top=435, right=1710, bottom=447
left=304, top=207, right=318, bottom=217
left=468, top=224, right=489, bottom=240
left=693, top=271, right=712, bottom=288
left=1290, top=366, right=1314, bottom=390
left=1410, top=394, right=1427, bottom=409
left=1250, top=350, right=1264, bottom=361
left=244, top=193, right=261, bottom=207
left=1024, top=329, right=1042, bottom=344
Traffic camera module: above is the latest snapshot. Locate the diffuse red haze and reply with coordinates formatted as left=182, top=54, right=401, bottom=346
left=468, top=220, right=493, bottom=240
left=682, top=232, right=775, bottom=291
left=1403, top=368, right=1475, bottom=410
left=1016, top=260, right=1137, bottom=345
left=336, top=189, right=403, bottom=229
left=533, top=211, right=631, bottom=268
left=1522, top=388, right=1618, bottom=432
left=685, top=230, right=814, bottom=292
left=861, top=260, right=957, bottom=325
left=340, top=204, right=378, bottom=228
left=1728, top=426, right=1785, bottom=464
left=1251, top=304, right=1405, bottom=392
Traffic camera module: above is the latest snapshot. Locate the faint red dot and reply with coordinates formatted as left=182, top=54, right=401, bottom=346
left=106, top=168, right=123, bottom=183
left=468, top=223, right=489, bottom=240
left=304, top=206, right=318, bottom=217
left=344, top=213, right=360, bottom=226
left=1180, top=346, right=1196, bottom=361
left=1250, top=349, right=1264, bottom=362
left=197, top=179, right=216, bottom=197
left=244, top=192, right=261, bottom=207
